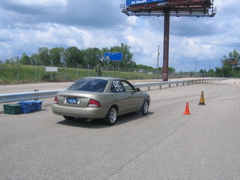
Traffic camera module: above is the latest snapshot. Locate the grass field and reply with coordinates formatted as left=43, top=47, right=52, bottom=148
left=0, top=64, right=159, bottom=84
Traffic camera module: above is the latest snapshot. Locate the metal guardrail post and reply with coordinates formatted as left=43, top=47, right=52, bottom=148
left=34, top=90, right=39, bottom=100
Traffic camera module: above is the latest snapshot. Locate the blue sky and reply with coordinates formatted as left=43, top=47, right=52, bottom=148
left=0, top=0, right=239, bottom=72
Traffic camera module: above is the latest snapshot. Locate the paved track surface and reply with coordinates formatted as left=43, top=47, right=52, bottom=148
left=1, top=79, right=240, bottom=179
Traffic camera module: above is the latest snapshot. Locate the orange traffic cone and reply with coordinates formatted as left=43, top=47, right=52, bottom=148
left=199, top=91, right=205, bottom=105
left=183, top=102, right=191, bottom=115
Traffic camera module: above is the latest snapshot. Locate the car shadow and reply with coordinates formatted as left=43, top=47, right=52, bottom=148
left=57, top=111, right=154, bottom=129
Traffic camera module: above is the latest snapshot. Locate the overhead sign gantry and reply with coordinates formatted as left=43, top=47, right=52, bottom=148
left=121, top=0, right=216, bottom=81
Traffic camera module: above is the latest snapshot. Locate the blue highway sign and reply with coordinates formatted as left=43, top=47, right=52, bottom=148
left=126, top=0, right=166, bottom=6
left=104, top=52, right=122, bottom=61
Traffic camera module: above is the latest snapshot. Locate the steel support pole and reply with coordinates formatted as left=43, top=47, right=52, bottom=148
left=162, top=9, right=170, bottom=81
left=157, top=45, right=160, bottom=78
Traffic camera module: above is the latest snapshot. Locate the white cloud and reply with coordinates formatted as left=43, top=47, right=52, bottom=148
left=0, top=0, right=239, bottom=72
left=8, top=0, right=68, bottom=8
left=125, top=17, right=139, bottom=28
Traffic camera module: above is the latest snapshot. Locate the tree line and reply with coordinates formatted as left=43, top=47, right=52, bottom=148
left=4, top=43, right=174, bottom=73
left=219, top=49, right=240, bottom=77
left=3, top=46, right=240, bottom=77
left=199, top=49, right=240, bottom=77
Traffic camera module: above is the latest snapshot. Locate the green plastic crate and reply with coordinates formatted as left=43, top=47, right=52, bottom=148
left=3, top=104, right=21, bottom=115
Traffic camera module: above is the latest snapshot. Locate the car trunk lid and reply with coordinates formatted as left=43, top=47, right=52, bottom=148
left=56, top=90, right=102, bottom=108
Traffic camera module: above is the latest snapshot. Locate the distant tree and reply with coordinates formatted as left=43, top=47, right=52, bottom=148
left=5, top=59, right=10, bottom=64
left=199, top=69, right=207, bottom=77
left=7, top=57, right=16, bottom=65
left=221, top=49, right=240, bottom=68
left=38, top=47, right=50, bottom=66
left=63, top=47, right=82, bottom=67
left=84, top=47, right=102, bottom=68
left=199, top=69, right=207, bottom=73
left=136, top=64, right=154, bottom=72
left=221, top=50, right=240, bottom=77
left=222, top=66, right=233, bottom=77
left=19, top=53, right=31, bottom=65
left=156, top=67, right=162, bottom=72
left=168, top=67, right=175, bottom=74
left=49, top=47, right=64, bottom=66
left=30, top=54, right=39, bottom=65
left=215, top=67, right=222, bottom=77
left=208, top=69, right=215, bottom=77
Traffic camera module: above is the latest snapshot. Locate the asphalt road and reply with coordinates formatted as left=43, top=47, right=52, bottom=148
left=0, top=79, right=240, bottom=179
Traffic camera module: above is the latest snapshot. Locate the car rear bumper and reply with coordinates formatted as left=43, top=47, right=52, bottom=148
left=52, top=104, right=109, bottom=119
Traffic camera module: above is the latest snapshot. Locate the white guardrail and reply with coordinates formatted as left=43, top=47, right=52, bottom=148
left=0, top=78, right=224, bottom=103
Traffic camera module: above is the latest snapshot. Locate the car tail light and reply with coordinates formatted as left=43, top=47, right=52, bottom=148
left=54, top=96, right=58, bottom=104
left=87, top=99, right=101, bottom=107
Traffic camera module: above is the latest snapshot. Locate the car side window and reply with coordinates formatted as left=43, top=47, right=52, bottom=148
left=111, top=81, right=126, bottom=93
left=121, top=81, right=135, bottom=92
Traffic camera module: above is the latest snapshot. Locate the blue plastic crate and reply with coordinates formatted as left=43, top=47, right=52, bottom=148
left=26, top=101, right=43, bottom=111
left=31, top=100, right=42, bottom=111
left=18, top=101, right=35, bottom=112
left=19, top=104, right=32, bottom=113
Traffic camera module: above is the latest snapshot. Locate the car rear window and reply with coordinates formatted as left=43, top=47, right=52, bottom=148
left=68, top=79, right=108, bottom=92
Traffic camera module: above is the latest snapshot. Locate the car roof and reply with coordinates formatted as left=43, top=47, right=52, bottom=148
left=81, top=77, right=125, bottom=81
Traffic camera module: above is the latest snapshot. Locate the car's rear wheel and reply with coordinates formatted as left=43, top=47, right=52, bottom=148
left=104, top=106, right=117, bottom=125
left=141, top=100, right=149, bottom=115
left=63, top=116, right=75, bottom=120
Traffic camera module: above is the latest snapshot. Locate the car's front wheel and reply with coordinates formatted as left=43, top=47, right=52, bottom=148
left=104, top=106, right=117, bottom=125
left=141, top=100, right=149, bottom=115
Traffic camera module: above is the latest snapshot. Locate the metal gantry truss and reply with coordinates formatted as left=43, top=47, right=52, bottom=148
left=121, top=0, right=216, bottom=17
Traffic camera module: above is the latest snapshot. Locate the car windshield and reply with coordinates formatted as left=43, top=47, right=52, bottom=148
left=68, top=79, right=108, bottom=92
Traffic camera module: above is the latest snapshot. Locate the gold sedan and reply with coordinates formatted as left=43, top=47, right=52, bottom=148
left=52, top=77, right=150, bottom=125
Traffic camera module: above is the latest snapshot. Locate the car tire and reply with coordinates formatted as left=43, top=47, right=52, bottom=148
left=141, top=100, right=149, bottom=115
left=63, top=116, right=75, bottom=120
left=104, top=106, right=117, bottom=125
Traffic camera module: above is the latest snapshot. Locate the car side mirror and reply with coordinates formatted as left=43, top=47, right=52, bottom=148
left=136, top=87, right=141, bottom=92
